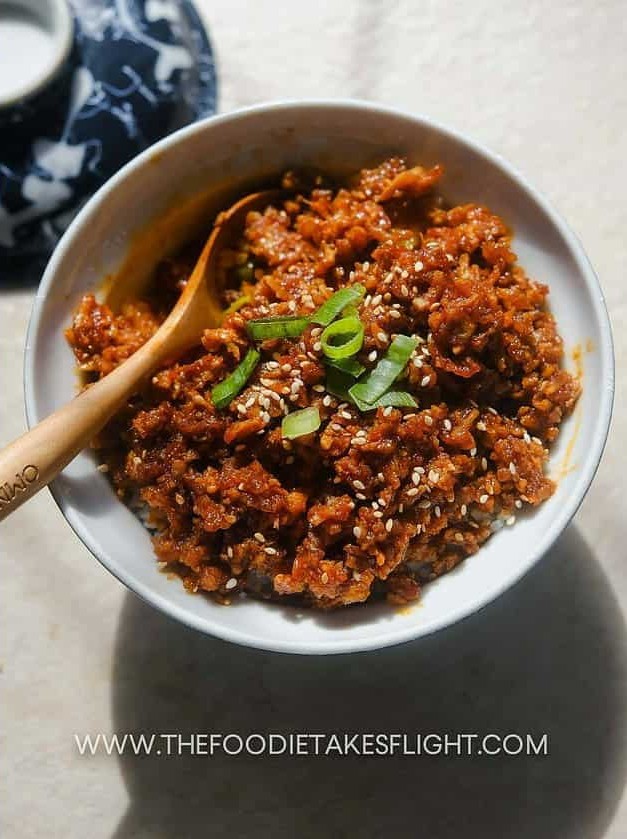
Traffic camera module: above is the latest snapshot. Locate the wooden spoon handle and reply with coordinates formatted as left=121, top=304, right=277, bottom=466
left=0, top=337, right=163, bottom=523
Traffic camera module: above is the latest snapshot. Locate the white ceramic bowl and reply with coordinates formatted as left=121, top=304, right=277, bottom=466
left=0, top=0, right=73, bottom=109
left=24, top=101, right=614, bottom=654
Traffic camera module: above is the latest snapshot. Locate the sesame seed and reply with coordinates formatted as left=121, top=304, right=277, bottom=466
left=424, top=415, right=433, bottom=426
left=414, top=260, right=424, bottom=271
left=321, top=572, right=329, bottom=584
left=421, top=375, right=430, bottom=387
left=481, top=457, right=488, bottom=470
left=281, top=364, right=292, bottom=373
left=401, top=284, right=409, bottom=297
left=313, top=342, right=322, bottom=352
left=443, top=419, right=452, bottom=431
left=227, top=546, right=233, bottom=558
left=383, top=406, right=393, bottom=417
left=323, top=395, right=332, bottom=407
left=455, top=532, right=464, bottom=543
left=412, top=472, right=421, bottom=486
left=435, top=505, right=441, bottom=518
left=479, top=494, right=489, bottom=504
left=340, top=410, right=352, bottom=420
left=356, top=493, right=366, bottom=501
left=407, top=487, right=419, bottom=497
left=254, top=532, right=265, bottom=543
left=313, top=384, right=325, bottom=392
left=428, top=469, right=440, bottom=484
left=353, top=526, right=362, bottom=539
left=377, top=331, right=388, bottom=343
left=372, top=294, right=382, bottom=306
left=470, top=447, right=477, bottom=457
left=385, top=518, right=394, bottom=532
left=373, top=510, right=383, bottom=518
left=506, top=515, right=516, bottom=526
left=368, top=350, right=377, bottom=362
left=515, top=499, right=523, bottom=509
left=461, top=504, right=467, bottom=516
left=476, top=421, right=486, bottom=431
left=509, top=462, right=517, bottom=475
left=354, top=480, right=366, bottom=491
left=225, top=578, right=237, bottom=590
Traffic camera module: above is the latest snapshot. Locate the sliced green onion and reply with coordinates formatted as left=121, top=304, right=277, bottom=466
left=281, top=406, right=321, bottom=439
left=377, top=390, right=418, bottom=408
left=341, top=303, right=360, bottom=319
left=350, top=389, right=418, bottom=412
left=234, top=262, right=255, bottom=284
left=349, top=334, right=418, bottom=405
left=325, top=366, right=355, bottom=401
left=223, top=294, right=251, bottom=318
left=326, top=357, right=366, bottom=378
left=310, top=284, right=366, bottom=326
left=247, top=316, right=308, bottom=341
left=211, top=349, right=260, bottom=409
left=320, top=315, right=364, bottom=360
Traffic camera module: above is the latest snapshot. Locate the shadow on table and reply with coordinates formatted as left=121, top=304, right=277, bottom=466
left=111, top=525, right=627, bottom=839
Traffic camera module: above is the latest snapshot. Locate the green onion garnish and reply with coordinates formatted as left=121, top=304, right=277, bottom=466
left=234, top=262, right=255, bottom=284
left=310, top=285, right=366, bottom=326
left=246, top=316, right=309, bottom=341
left=223, top=294, right=251, bottom=318
left=281, top=406, right=321, bottom=439
left=350, top=389, right=418, bottom=412
left=325, top=366, right=355, bottom=401
left=211, top=349, right=260, bottom=409
left=320, top=315, right=365, bottom=360
left=326, top=357, right=366, bottom=377
left=349, top=334, right=418, bottom=406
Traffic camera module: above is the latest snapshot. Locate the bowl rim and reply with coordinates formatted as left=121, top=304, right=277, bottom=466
left=0, top=0, right=74, bottom=110
left=23, top=99, right=615, bottom=654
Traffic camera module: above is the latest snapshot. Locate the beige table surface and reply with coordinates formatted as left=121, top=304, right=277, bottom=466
left=2, top=1, right=627, bottom=836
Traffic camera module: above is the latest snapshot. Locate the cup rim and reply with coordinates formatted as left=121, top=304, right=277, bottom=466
left=23, top=100, right=616, bottom=654
left=0, top=0, right=74, bottom=110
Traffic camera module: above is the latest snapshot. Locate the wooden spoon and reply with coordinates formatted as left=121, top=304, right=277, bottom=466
left=0, top=190, right=280, bottom=522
